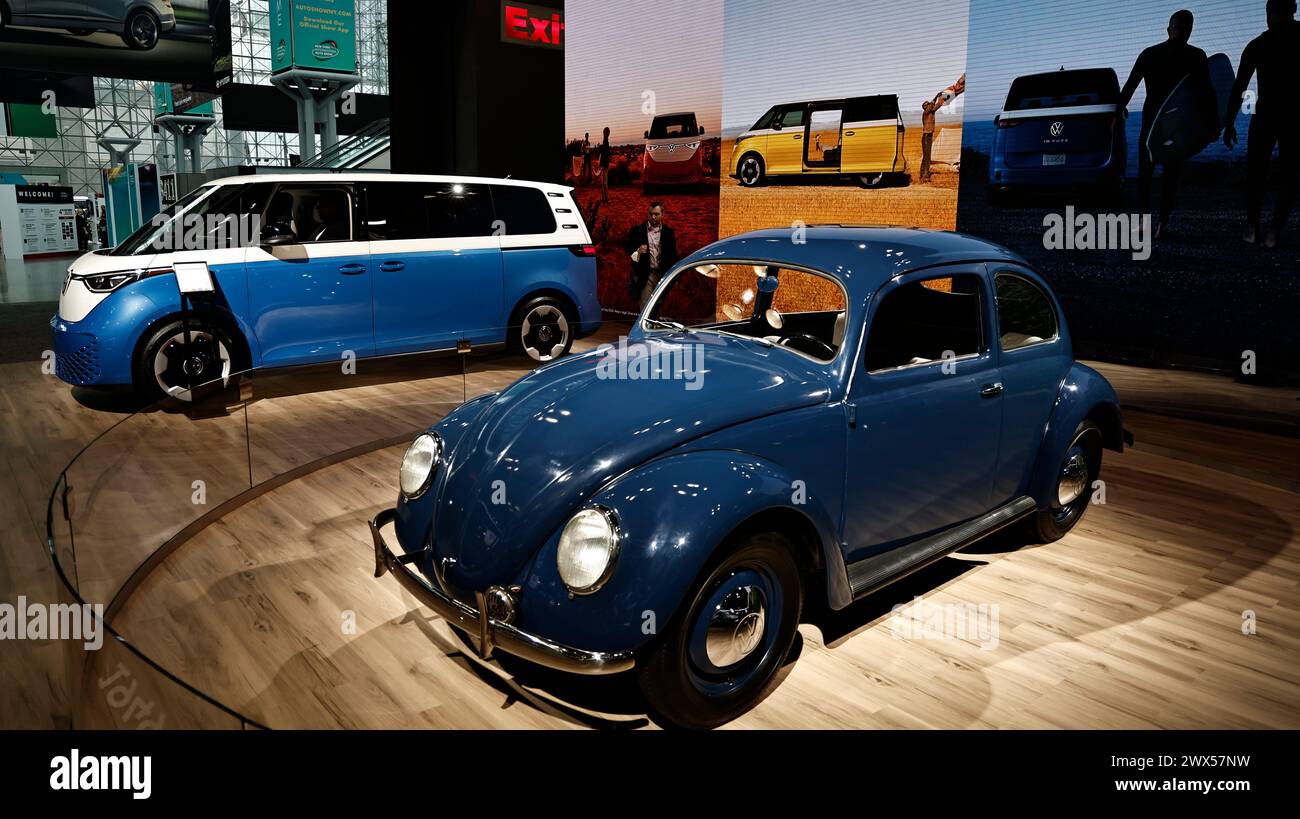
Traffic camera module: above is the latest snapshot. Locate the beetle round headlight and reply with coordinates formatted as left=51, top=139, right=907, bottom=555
left=556, top=507, right=620, bottom=594
left=399, top=433, right=442, bottom=499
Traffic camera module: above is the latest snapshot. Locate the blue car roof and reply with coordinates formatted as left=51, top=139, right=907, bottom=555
left=681, top=226, right=1029, bottom=299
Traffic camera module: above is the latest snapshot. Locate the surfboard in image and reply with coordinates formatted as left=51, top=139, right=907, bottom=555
left=1146, top=52, right=1235, bottom=164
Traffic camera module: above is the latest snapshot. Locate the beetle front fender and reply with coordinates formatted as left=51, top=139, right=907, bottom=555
left=1028, top=362, right=1124, bottom=508
left=515, top=449, right=841, bottom=655
left=394, top=391, right=500, bottom=559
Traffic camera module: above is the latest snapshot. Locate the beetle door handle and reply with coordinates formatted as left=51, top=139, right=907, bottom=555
left=379, top=261, right=406, bottom=272
left=980, top=382, right=1004, bottom=398
left=339, top=263, right=367, bottom=275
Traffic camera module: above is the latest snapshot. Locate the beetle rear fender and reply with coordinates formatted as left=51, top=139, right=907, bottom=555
left=1028, top=362, right=1124, bottom=507
left=515, top=449, right=843, bottom=655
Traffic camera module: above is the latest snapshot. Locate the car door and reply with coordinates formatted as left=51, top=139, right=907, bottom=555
left=245, top=182, right=375, bottom=367
left=766, top=107, right=807, bottom=174
left=365, top=180, right=503, bottom=355
left=841, top=268, right=1003, bottom=562
left=989, top=266, right=1072, bottom=506
left=841, top=97, right=901, bottom=173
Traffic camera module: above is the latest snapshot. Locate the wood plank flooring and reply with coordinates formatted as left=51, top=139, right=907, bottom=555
left=3, top=322, right=1297, bottom=728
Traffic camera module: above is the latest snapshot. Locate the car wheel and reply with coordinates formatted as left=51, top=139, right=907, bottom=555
left=1024, top=420, right=1103, bottom=543
left=512, top=296, right=573, bottom=363
left=122, top=9, right=160, bottom=49
left=737, top=154, right=765, bottom=187
left=637, top=531, right=803, bottom=729
left=134, top=320, right=235, bottom=403
left=857, top=172, right=886, bottom=189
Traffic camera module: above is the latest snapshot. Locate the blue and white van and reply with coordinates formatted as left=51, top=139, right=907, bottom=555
left=989, top=68, right=1127, bottom=198
left=51, top=173, right=601, bottom=399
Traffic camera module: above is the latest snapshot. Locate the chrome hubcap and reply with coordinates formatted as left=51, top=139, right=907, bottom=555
left=1057, top=449, right=1089, bottom=506
left=520, top=305, right=569, bottom=362
left=740, top=158, right=759, bottom=184
left=704, top=584, right=767, bottom=668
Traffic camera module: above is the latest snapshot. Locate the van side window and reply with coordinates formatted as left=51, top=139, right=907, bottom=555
left=489, top=185, right=557, bottom=236
left=865, top=275, right=985, bottom=373
left=264, top=185, right=355, bottom=244
left=366, top=182, right=495, bottom=240
left=995, top=272, right=1058, bottom=351
left=845, top=96, right=897, bottom=123
left=779, top=108, right=806, bottom=129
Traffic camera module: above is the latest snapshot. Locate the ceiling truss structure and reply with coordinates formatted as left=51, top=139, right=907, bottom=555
left=0, top=0, right=389, bottom=196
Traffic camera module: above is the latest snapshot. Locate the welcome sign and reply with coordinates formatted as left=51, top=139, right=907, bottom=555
left=269, top=0, right=358, bottom=75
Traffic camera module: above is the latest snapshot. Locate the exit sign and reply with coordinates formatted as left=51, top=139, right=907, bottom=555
left=501, top=2, right=564, bottom=50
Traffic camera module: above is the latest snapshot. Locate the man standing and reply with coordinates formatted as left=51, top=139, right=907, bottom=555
left=581, top=131, right=592, bottom=184
left=1119, top=9, right=1214, bottom=238
left=624, top=201, right=678, bottom=309
left=919, top=74, right=964, bottom=183
left=598, top=126, right=612, bottom=203
left=1224, top=0, right=1300, bottom=247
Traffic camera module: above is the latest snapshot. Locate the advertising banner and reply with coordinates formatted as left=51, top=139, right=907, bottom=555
left=270, top=0, right=359, bottom=75
left=0, top=0, right=232, bottom=91
left=958, top=0, right=1298, bottom=374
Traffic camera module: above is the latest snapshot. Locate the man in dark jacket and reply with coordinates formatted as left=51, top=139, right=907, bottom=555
left=624, top=201, right=678, bottom=309
left=1224, top=0, right=1300, bottom=247
left=1119, top=9, right=1214, bottom=238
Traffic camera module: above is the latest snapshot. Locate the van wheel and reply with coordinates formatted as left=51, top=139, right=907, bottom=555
left=135, top=320, right=236, bottom=403
left=737, top=154, right=765, bottom=187
left=511, top=297, right=573, bottom=363
left=122, top=9, right=160, bottom=49
left=1023, top=421, right=1103, bottom=543
left=857, top=172, right=886, bottom=189
left=638, top=531, right=802, bottom=729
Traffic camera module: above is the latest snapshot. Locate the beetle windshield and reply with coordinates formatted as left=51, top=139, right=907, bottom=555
left=643, top=263, right=848, bottom=362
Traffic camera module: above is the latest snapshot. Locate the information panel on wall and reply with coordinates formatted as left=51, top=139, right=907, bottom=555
left=16, top=186, right=77, bottom=256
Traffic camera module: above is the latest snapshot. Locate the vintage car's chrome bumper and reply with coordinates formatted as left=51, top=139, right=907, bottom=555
left=369, top=508, right=635, bottom=675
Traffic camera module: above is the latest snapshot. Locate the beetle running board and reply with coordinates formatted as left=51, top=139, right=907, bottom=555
left=846, top=496, right=1038, bottom=599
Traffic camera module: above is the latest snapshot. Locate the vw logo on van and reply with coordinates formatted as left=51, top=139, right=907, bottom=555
left=1049, top=121, right=1065, bottom=137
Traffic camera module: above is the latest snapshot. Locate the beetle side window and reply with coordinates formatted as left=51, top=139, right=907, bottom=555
left=995, top=272, right=1058, bottom=351
left=489, top=185, right=557, bottom=236
left=865, top=275, right=984, bottom=373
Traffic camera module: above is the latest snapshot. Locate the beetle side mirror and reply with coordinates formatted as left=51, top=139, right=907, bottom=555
left=644, top=130, right=650, bottom=140
left=698, top=126, right=705, bottom=136
left=260, top=222, right=296, bottom=247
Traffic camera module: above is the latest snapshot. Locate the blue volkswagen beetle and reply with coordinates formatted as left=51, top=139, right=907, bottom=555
left=370, top=226, right=1129, bottom=728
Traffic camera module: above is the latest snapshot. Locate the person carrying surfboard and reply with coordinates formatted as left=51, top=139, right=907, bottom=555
left=1224, top=0, right=1300, bottom=248
left=1119, top=9, right=1216, bottom=240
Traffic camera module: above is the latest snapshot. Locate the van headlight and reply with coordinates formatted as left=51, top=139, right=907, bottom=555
left=556, top=506, right=620, bottom=594
left=399, top=432, right=442, bottom=499
left=78, top=267, right=170, bottom=293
